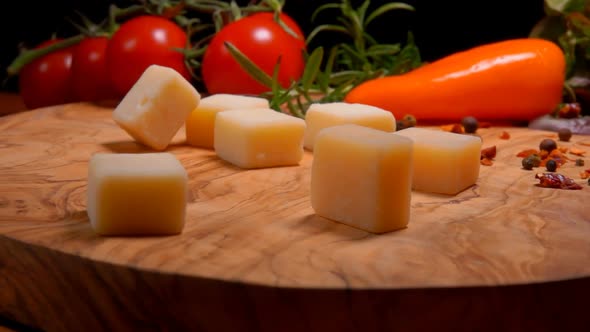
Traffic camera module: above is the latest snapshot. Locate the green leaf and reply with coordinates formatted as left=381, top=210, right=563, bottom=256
left=271, top=56, right=282, bottom=96
left=366, top=44, right=401, bottom=57
left=545, top=0, right=586, bottom=14
left=365, top=2, right=415, bottom=28
left=301, top=47, right=324, bottom=92
left=568, top=12, right=590, bottom=37
left=224, top=41, right=274, bottom=88
left=311, top=3, right=342, bottom=22
left=357, top=0, right=371, bottom=26
left=529, top=15, right=567, bottom=40
left=306, top=24, right=349, bottom=45
left=318, top=46, right=339, bottom=91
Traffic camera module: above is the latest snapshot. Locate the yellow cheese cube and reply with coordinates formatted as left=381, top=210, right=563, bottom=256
left=214, top=108, right=305, bottom=169
left=393, top=127, right=482, bottom=195
left=303, top=102, right=396, bottom=151
left=87, top=152, right=188, bottom=236
left=311, top=124, right=413, bottom=233
left=186, top=94, right=269, bottom=149
left=112, top=64, right=201, bottom=151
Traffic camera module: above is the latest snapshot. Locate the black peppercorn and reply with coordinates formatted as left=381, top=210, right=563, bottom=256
left=522, top=157, right=535, bottom=170
left=402, top=114, right=417, bottom=127
left=557, top=128, right=572, bottom=142
left=546, top=159, right=557, bottom=172
left=461, top=116, right=478, bottom=134
left=576, top=159, right=585, bottom=167
left=539, top=138, right=557, bottom=152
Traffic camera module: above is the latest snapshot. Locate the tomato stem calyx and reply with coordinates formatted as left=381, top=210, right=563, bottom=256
left=7, top=35, right=84, bottom=76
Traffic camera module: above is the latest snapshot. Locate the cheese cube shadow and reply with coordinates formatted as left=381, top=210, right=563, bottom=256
left=87, top=153, right=188, bottom=236
left=311, top=124, right=413, bottom=234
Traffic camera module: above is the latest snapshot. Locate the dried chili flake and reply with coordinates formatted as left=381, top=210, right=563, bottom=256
left=580, top=170, right=590, bottom=180
left=440, top=123, right=464, bottom=134
left=553, top=102, right=582, bottom=119
left=517, top=149, right=539, bottom=158
left=499, top=131, right=510, bottom=139
left=481, top=146, right=497, bottom=160
left=535, top=173, right=583, bottom=190
left=481, top=158, right=494, bottom=166
left=569, top=147, right=586, bottom=156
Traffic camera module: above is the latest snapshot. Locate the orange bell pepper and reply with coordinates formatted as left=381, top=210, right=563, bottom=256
left=344, top=38, right=566, bottom=123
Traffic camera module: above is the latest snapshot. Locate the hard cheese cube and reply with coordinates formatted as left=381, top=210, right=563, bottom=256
left=186, top=94, right=269, bottom=149
left=113, top=64, right=201, bottom=151
left=304, top=102, right=396, bottom=151
left=214, top=108, right=305, bottom=169
left=394, top=127, right=482, bottom=195
left=87, top=152, right=188, bottom=236
left=311, top=124, right=413, bottom=233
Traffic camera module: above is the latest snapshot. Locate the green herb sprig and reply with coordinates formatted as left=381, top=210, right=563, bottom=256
left=225, top=0, right=421, bottom=118
left=531, top=0, right=590, bottom=115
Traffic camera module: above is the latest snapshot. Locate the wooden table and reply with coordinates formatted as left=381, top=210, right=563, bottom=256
left=1, top=101, right=590, bottom=332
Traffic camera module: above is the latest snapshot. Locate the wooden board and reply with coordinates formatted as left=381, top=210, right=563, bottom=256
left=1, top=103, right=590, bottom=331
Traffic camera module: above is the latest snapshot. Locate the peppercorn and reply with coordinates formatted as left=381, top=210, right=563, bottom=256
left=461, top=116, right=478, bottom=134
left=402, top=114, right=417, bottom=127
left=396, top=114, right=417, bottom=131
left=539, top=138, right=557, bottom=152
left=557, top=128, right=572, bottom=142
left=522, top=154, right=541, bottom=170
left=576, top=159, right=585, bottom=167
left=522, top=157, right=535, bottom=170
left=546, top=159, right=557, bottom=172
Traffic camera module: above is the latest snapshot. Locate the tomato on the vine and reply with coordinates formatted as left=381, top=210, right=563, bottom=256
left=106, top=15, right=191, bottom=96
left=201, top=12, right=306, bottom=95
left=18, top=39, right=74, bottom=109
left=71, top=36, right=119, bottom=102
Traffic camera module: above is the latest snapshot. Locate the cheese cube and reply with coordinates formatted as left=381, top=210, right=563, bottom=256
left=311, top=124, right=413, bottom=233
left=186, top=94, right=270, bottom=149
left=112, top=64, right=201, bottom=151
left=87, top=152, right=188, bottom=236
left=214, top=108, right=305, bottom=169
left=393, top=127, right=482, bottom=195
left=303, top=102, right=396, bottom=151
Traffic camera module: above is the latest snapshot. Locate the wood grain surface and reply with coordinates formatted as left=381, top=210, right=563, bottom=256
left=1, top=103, right=590, bottom=331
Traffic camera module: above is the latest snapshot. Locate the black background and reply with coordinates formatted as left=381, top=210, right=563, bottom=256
left=0, top=0, right=546, bottom=93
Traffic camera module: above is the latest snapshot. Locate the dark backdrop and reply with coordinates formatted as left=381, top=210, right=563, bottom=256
left=0, top=0, right=546, bottom=93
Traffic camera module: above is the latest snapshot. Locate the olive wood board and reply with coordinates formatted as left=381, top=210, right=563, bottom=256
left=1, top=103, right=590, bottom=332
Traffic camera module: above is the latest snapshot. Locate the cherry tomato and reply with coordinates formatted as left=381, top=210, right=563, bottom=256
left=201, top=12, right=306, bottom=95
left=256, top=12, right=306, bottom=50
left=70, top=36, right=119, bottom=102
left=106, top=15, right=191, bottom=96
left=18, top=39, right=74, bottom=109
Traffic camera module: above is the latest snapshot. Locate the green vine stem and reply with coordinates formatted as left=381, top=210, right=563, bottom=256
left=6, top=35, right=84, bottom=76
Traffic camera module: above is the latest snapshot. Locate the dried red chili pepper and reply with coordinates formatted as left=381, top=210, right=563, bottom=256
left=535, top=173, right=583, bottom=190
left=481, top=146, right=497, bottom=160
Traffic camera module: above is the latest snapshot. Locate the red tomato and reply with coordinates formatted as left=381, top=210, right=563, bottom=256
left=71, top=37, right=119, bottom=102
left=18, top=39, right=74, bottom=109
left=106, top=15, right=191, bottom=96
left=256, top=12, right=306, bottom=49
left=201, top=12, right=306, bottom=95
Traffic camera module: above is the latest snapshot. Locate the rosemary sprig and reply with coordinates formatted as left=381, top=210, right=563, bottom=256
left=225, top=0, right=421, bottom=118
